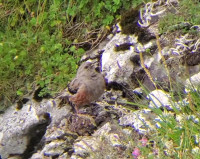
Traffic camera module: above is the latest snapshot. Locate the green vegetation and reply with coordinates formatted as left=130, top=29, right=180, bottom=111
left=129, top=6, right=200, bottom=156
left=126, top=89, right=200, bottom=158
left=0, top=0, right=145, bottom=109
left=157, top=1, right=200, bottom=155
left=159, top=0, right=200, bottom=33
left=151, top=92, right=200, bottom=158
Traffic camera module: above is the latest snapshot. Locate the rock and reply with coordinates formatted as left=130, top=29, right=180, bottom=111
left=66, top=114, right=96, bottom=136
left=101, top=31, right=158, bottom=93
left=80, top=36, right=111, bottom=62
left=59, top=152, right=70, bottom=159
left=192, top=147, right=200, bottom=154
left=132, top=87, right=143, bottom=96
left=70, top=154, right=84, bottom=159
left=0, top=98, right=71, bottom=159
left=119, top=109, right=157, bottom=134
left=0, top=102, right=48, bottom=159
left=99, top=0, right=192, bottom=99
left=147, top=89, right=172, bottom=110
left=163, top=140, right=176, bottom=156
left=30, top=153, right=42, bottom=159
left=42, top=140, right=66, bottom=156
left=101, top=33, right=137, bottom=86
left=38, top=124, right=77, bottom=158
left=73, top=137, right=98, bottom=157
left=7, top=156, right=22, bottom=159
left=29, top=100, right=120, bottom=158
left=71, top=122, right=128, bottom=159
left=185, top=72, right=200, bottom=92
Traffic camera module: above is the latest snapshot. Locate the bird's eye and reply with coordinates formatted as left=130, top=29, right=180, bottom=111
left=84, top=66, right=89, bottom=69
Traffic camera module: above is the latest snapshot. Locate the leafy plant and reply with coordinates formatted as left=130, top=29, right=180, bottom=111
left=0, top=0, right=146, bottom=109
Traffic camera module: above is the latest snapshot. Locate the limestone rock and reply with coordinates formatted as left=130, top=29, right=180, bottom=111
left=147, top=89, right=172, bottom=110
left=71, top=122, right=127, bottom=159
left=0, top=98, right=71, bottom=159
left=119, top=109, right=157, bottom=134
left=185, top=72, right=200, bottom=92
left=101, top=33, right=137, bottom=85
left=0, top=102, right=47, bottom=159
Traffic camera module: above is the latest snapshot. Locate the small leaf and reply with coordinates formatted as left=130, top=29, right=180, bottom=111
left=30, top=17, right=37, bottom=26
left=39, top=80, right=45, bottom=88
left=103, top=15, right=114, bottom=25
left=70, top=45, right=76, bottom=52
left=17, top=90, right=23, bottom=96
left=113, top=0, right=120, bottom=5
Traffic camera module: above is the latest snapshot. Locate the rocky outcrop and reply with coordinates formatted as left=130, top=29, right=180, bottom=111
left=2, top=0, right=200, bottom=158
left=0, top=95, right=121, bottom=159
left=0, top=99, right=71, bottom=159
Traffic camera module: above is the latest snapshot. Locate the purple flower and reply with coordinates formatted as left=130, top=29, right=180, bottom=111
left=132, top=147, right=141, bottom=159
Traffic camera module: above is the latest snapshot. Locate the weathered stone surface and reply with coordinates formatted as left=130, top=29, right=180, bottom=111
left=0, top=98, right=71, bottom=159
left=101, top=33, right=159, bottom=91
left=71, top=122, right=128, bottom=159
left=147, top=89, right=172, bottom=110
left=119, top=109, right=157, bottom=134
left=73, top=137, right=98, bottom=157
left=42, top=140, right=66, bottom=156
left=101, top=33, right=137, bottom=85
left=0, top=102, right=43, bottom=159
left=147, top=89, right=190, bottom=111
left=185, top=72, right=200, bottom=92
left=28, top=100, right=120, bottom=158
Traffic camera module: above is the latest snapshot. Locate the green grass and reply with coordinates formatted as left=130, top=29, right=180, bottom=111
left=125, top=89, right=200, bottom=158
left=159, top=0, right=200, bottom=34
left=154, top=91, right=200, bottom=158
left=157, top=1, right=200, bottom=155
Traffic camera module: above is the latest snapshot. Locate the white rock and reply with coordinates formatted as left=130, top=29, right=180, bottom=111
left=192, top=147, right=200, bottom=154
left=119, top=109, right=157, bottom=134
left=73, top=137, right=99, bottom=156
left=0, top=98, right=71, bottom=159
left=42, top=140, right=65, bottom=156
left=72, top=122, right=126, bottom=158
left=93, top=122, right=112, bottom=136
left=0, top=103, right=39, bottom=159
left=147, top=89, right=172, bottom=110
left=185, top=72, right=200, bottom=92
left=101, top=33, right=138, bottom=85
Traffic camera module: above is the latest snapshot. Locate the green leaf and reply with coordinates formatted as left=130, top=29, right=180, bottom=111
left=79, top=0, right=89, bottom=9
left=45, top=78, right=51, bottom=84
left=103, top=15, right=114, bottom=25
left=39, top=80, right=45, bottom=88
left=70, top=45, right=76, bottom=52
left=30, top=17, right=37, bottom=26
left=66, top=6, right=77, bottom=16
left=76, top=48, right=85, bottom=55
left=113, top=0, right=120, bottom=5
left=17, top=90, right=23, bottom=96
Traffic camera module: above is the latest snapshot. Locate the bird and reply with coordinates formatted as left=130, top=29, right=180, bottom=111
left=68, top=61, right=105, bottom=113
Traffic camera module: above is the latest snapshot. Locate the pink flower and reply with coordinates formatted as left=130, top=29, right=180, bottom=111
left=140, top=136, right=148, bottom=146
left=132, top=147, right=141, bottom=159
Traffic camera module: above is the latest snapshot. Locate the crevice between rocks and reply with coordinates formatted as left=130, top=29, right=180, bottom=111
left=21, top=113, right=51, bottom=159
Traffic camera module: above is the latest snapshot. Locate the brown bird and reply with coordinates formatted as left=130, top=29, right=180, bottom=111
left=68, top=61, right=105, bottom=113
